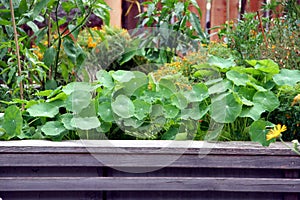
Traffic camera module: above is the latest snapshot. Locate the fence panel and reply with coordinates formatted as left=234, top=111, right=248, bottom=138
left=0, top=140, right=299, bottom=200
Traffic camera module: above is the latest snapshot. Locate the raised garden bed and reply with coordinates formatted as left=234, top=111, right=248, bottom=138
left=0, top=140, right=299, bottom=200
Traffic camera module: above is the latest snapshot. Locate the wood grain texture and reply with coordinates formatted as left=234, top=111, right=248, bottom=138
left=1, top=177, right=299, bottom=192
left=0, top=140, right=299, bottom=199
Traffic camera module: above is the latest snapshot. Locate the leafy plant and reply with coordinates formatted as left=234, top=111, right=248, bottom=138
left=137, top=0, right=208, bottom=63
left=0, top=69, right=210, bottom=141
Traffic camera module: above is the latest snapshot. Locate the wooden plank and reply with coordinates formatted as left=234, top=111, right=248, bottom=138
left=106, top=191, right=282, bottom=200
left=0, top=191, right=102, bottom=200
left=210, top=0, right=239, bottom=41
left=0, top=153, right=299, bottom=169
left=0, top=140, right=297, bottom=156
left=1, top=177, right=299, bottom=192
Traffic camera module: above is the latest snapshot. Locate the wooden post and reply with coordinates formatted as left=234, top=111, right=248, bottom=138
left=189, top=0, right=207, bottom=30
left=246, top=0, right=265, bottom=13
left=210, top=0, right=239, bottom=41
left=105, top=0, right=122, bottom=27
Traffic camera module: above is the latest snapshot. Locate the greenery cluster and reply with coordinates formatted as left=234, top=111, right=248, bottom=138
left=0, top=0, right=299, bottom=152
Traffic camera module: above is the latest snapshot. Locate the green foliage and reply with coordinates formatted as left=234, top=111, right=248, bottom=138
left=0, top=69, right=210, bottom=140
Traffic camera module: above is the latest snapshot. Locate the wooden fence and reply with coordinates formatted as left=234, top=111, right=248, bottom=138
left=108, top=0, right=266, bottom=35
left=0, top=140, right=299, bottom=200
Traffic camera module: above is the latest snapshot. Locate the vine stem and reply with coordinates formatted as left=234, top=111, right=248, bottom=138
left=9, top=0, right=24, bottom=110
left=257, top=11, right=269, bottom=49
left=280, top=138, right=300, bottom=156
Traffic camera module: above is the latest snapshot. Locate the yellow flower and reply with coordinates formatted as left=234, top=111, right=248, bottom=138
left=266, top=124, right=287, bottom=141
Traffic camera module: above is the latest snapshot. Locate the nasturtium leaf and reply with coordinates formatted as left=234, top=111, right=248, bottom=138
left=65, top=90, right=92, bottom=113
left=123, top=77, right=148, bottom=96
left=246, top=60, right=257, bottom=66
left=35, top=90, right=52, bottom=96
left=171, top=92, right=188, bottom=109
left=77, top=100, right=97, bottom=118
left=253, top=91, right=279, bottom=112
left=62, top=82, right=94, bottom=95
left=111, top=95, right=135, bottom=118
left=273, top=69, right=300, bottom=86
left=246, top=82, right=267, bottom=92
left=249, top=120, right=274, bottom=146
left=2, top=106, right=23, bottom=139
left=238, top=87, right=256, bottom=101
left=158, top=79, right=177, bottom=98
left=208, top=79, right=232, bottom=95
left=239, top=104, right=265, bottom=121
left=175, top=132, right=188, bottom=140
left=163, top=104, right=179, bottom=119
left=123, top=118, right=143, bottom=128
left=181, top=102, right=210, bottom=120
left=226, top=70, right=249, bottom=86
left=208, top=55, right=236, bottom=69
left=61, top=113, right=75, bottom=130
left=133, top=100, right=151, bottom=120
left=184, top=83, right=209, bottom=102
left=161, top=127, right=179, bottom=140
left=71, top=117, right=101, bottom=130
left=96, top=70, right=114, bottom=89
left=240, top=97, right=254, bottom=106
left=47, top=92, right=67, bottom=102
left=150, top=104, right=164, bottom=118
left=41, top=121, right=66, bottom=136
left=98, top=102, right=114, bottom=122
left=255, top=59, right=279, bottom=74
left=27, top=103, right=59, bottom=118
left=97, top=121, right=112, bottom=133
left=112, top=70, right=135, bottom=82
left=210, top=92, right=243, bottom=123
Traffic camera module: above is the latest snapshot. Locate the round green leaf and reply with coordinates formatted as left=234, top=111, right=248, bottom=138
left=211, top=92, right=243, bottom=123
left=61, top=113, right=75, bottom=130
left=273, top=69, right=300, bottom=87
left=253, top=91, right=279, bottom=112
left=27, top=103, right=59, bottom=118
left=62, top=82, right=94, bottom=95
left=96, top=70, right=114, bottom=89
left=134, top=100, right=151, bottom=120
left=98, top=102, right=114, bottom=122
left=71, top=117, right=101, bottom=130
left=208, top=55, right=236, bottom=69
left=66, top=90, right=92, bottom=113
left=163, top=104, right=179, bottom=119
left=226, top=70, right=249, bottom=86
left=184, top=83, right=209, bottom=102
left=111, top=95, right=135, bottom=118
left=171, top=93, right=188, bottom=109
left=41, top=121, right=66, bottom=136
left=249, top=120, right=274, bottom=146
left=2, top=106, right=23, bottom=139
left=112, top=70, right=135, bottom=82
left=239, top=104, right=265, bottom=121
left=255, top=59, right=279, bottom=74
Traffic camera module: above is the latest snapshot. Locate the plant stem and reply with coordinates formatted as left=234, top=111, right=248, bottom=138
left=47, top=12, right=52, bottom=80
left=9, top=0, right=24, bottom=110
left=280, top=138, right=300, bottom=156
left=257, top=11, right=269, bottom=48
left=53, top=0, right=61, bottom=81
